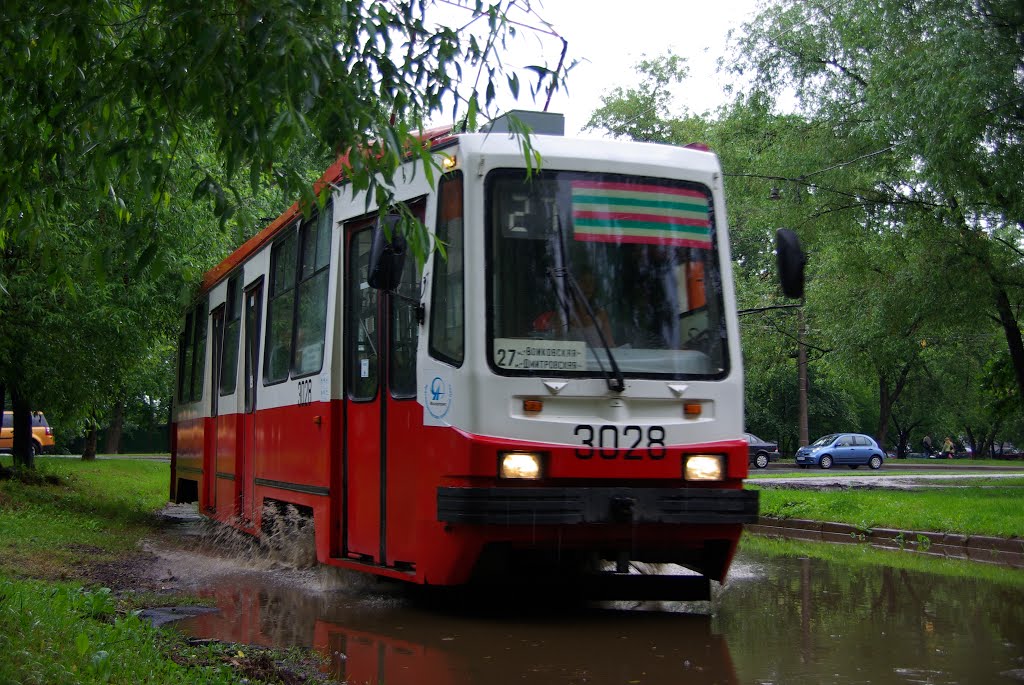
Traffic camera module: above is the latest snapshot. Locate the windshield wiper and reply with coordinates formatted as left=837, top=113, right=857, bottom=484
left=545, top=211, right=625, bottom=393
left=548, top=265, right=626, bottom=393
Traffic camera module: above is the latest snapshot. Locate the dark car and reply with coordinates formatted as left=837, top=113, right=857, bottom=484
left=745, top=433, right=781, bottom=469
left=795, top=432, right=884, bottom=470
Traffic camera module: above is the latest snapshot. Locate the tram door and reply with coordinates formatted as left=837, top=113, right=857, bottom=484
left=344, top=206, right=423, bottom=567
left=240, top=279, right=263, bottom=524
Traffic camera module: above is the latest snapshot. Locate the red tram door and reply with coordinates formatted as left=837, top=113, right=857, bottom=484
left=343, top=209, right=423, bottom=568
left=240, top=279, right=263, bottom=524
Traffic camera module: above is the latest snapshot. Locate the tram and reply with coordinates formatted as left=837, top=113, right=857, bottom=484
left=171, top=111, right=804, bottom=599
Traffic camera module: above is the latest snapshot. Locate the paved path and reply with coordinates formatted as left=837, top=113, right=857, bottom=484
left=750, top=471, right=1024, bottom=488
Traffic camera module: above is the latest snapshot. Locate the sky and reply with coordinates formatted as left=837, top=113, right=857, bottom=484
left=429, top=0, right=763, bottom=136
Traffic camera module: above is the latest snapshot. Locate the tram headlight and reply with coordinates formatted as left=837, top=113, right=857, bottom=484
left=499, top=451, right=544, bottom=480
left=683, top=454, right=724, bottom=481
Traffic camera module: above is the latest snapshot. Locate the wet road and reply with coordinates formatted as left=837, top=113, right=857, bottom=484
left=174, top=547, right=1024, bottom=683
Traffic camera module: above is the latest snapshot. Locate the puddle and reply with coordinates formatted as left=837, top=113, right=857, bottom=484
left=175, top=571, right=736, bottom=684
left=159, top=506, right=1024, bottom=683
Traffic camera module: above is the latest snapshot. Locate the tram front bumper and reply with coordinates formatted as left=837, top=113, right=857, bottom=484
left=437, top=486, right=758, bottom=525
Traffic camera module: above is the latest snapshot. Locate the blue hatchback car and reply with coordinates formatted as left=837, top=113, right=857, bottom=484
left=795, top=433, right=885, bottom=470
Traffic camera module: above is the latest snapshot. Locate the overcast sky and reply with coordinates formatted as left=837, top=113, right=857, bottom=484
left=430, top=0, right=763, bottom=136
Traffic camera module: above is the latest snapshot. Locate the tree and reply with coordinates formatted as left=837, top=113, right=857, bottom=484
left=1, top=1, right=568, bottom=258
left=585, top=45, right=1012, bottom=452
left=1, top=1, right=569, bottom=467
left=731, top=0, right=1024, bottom=406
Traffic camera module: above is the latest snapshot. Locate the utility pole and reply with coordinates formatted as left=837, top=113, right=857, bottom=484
left=798, top=304, right=809, bottom=446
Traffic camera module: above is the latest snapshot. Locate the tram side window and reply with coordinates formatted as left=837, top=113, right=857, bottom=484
left=219, top=275, right=242, bottom=395
left=429, top=173, right=464, bottom=367
left=189, top=301, right=207, bottom=403
left=349, top=229, right=378, bottom=400
left=264, top=228, right=298, bottom=384
left=177, top=312, right=193, bottom=402
left=177, top=302, right=207, bottom=404
left=390, top=233, right=421, bottom=399
left=293, top=204, right=333, bottom=377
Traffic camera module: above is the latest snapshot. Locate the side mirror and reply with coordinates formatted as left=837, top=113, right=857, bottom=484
left=367, top=214, right=407, bottom=291
left=775, top=228, right=806, bottom=299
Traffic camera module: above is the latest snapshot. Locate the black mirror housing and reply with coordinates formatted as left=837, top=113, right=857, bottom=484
left=775, top=228, right=806, bottom=299
left=367, top=214, right=407, bottom=291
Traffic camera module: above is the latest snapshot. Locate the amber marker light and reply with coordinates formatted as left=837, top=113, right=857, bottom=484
left=523, top=399, right=543, bottom=413
left=684, top=454, right=724, bottom=481
left=683, top=402, right=702, bottom=417
left=441, top=155, right=458, bottom=171
left=499, top=452, right=543, bottom=480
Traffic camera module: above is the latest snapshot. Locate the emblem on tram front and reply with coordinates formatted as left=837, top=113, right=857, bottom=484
left=425, top=376, right=453, bottom=420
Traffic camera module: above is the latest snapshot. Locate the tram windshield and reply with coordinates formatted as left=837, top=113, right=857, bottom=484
left=487, top=169, right=728, bottom=380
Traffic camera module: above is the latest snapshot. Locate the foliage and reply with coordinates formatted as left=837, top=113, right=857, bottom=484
left=0, top=1, right=570, bottom=464
left=0, top=0, right=566, bottom=250
left=730, top=0, right=1024, bottom=406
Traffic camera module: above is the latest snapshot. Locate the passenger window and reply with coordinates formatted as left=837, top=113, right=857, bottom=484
left=348, top=229, right=378, bottom=401
left=178, top=312, right=194, bottom=402
left=189, top=301, right=207, bottom=403
left=264, top=228, right=298, bottom=384
left=220, top=275, right=242, bottom=395
left=389, top=201, right=425, bottom=398
left=293, top=204, right=333, bottom=377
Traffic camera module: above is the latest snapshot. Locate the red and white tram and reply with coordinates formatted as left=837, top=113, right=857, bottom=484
left=171, top=112, right=803, bottom=599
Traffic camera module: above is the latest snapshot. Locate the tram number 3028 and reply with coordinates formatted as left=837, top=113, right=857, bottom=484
left=573, top=425, right=666, bottom=459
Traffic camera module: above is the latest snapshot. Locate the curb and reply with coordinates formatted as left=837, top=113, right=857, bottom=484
left=746, top=517, right=1024, bottom=568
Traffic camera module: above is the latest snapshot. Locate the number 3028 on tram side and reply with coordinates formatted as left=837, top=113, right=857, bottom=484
left=170, top=111, right=805, bottom=601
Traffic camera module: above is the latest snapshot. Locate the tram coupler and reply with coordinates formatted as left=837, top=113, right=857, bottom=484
left=577, top=573, right=711, bottom=601
left=609, top=495, right=636, bottom=523
left=616, top=551, right=630, bottom=574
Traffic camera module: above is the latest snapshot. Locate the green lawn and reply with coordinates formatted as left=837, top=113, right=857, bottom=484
left=754, top=483, right=1024, bottom=537
left=739, top=535, right=1024, bottom=587
left=0, top=456, right=168, bottom=577
left=0, top=456, right=332, bottom=684
left=0, top=576, right=284, bottom=685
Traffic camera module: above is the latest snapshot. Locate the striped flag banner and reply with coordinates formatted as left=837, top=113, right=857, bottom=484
left=571, top=181, right=712, bottom=247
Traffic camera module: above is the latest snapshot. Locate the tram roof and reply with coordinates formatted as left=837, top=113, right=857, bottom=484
left=199, top=121, right=718, bottom=294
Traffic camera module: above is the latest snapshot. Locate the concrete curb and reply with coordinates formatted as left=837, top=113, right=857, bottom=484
left=746, top=517, right=1024, bottom=568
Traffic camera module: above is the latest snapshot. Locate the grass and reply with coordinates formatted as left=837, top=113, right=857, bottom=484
left=0, top=575, right=330, bottom=684
left=0, top=456, right=333, bottom=684
left=0, top=576, right=285, bottom=685
left=738, top=535, right=1024, bottom=587
left=754, top=483, right=1024, bottom=537
left=0, top=456, right=167, bottom=578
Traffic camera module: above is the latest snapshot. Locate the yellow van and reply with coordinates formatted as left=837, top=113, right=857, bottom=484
left=0, top=411, right=55, bottom=457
